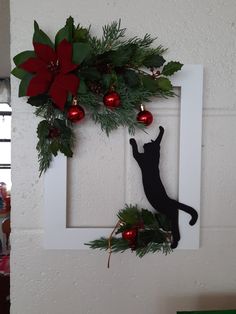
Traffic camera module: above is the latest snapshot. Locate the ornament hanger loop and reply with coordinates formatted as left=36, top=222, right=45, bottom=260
left=72, top=97, right=78, bottom=106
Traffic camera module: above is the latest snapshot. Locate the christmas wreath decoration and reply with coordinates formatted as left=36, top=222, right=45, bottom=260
left=86, top=205, right=172, bottom=267
left=12, top=17, right=183, bottom=175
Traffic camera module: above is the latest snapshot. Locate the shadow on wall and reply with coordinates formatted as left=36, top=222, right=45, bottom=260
left=160, top=294, right=236, bottom=313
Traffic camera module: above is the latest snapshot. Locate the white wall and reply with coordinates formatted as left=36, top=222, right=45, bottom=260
left=10, top=1, right=236, bottom=314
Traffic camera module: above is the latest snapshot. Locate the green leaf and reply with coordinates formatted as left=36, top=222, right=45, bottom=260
left=27, top=94, right=49, bottom=107
left=78, top=79, right=87, bottom=94
left=50, top=140, right=60, bottom=156
left=141, top=75, right=159, bottom=92
left=66, top=16, right=75, bottom=40
left=110, top=44, right=136, bottom=67
left=37, top=120, right=50, bottom=138
left=33, top=20, right=54, bottom=48
left=11, top=67, right=28, bottom=79
left=143, top=54, right=165, bottom=68
left=18, top=74, right=34, bottom=97
left=60, top=142, right=73, bottom=157
left=73, top=42, right=92, bottom=64
left=55, top=26, right=70, bottom=46
left=141, top=209, right=155, bottom=225
left=162, top=61, right=183, bottom=76
left=123, top=69, right=140, bottom=87
left=156, top=77, right=172, bottom=91
left=13, top=51, right=36, bottom=66
left=55, top=17, right=76, bottom=46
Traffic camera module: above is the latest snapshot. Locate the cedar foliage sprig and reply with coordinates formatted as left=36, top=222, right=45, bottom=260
left=85, top=205, right=172, bottom=257
left=31, top=98, right=75, bottom=176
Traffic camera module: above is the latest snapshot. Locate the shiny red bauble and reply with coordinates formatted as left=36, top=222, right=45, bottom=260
left=122, top=229, right=137, bottom=241
left=137, top=108, right=153, bottom=126
left=103, top=91, right=121, bottom=108
left=67, top=105, right=85, bottom=123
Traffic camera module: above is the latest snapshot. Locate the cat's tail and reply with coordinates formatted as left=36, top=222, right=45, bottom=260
left=174, top=201, right=198, bottom=225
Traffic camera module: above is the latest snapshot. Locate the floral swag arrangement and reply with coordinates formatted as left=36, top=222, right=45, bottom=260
left=12, top=18, right=184, bottom=261
left=12, top=17, right=183, bottom=175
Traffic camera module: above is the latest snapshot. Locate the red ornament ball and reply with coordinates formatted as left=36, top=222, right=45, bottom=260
left=137, top=108, right=153, bottom=126
left=67, top=105, right=85, bottom=123
left=122, top=228, right=137, bottom=241
left=103, top=91, right=121, bottom=108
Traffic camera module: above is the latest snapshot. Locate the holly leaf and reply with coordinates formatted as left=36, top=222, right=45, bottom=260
left=37, top=120, right=50, bottom=138
left=143, top=54, right=165, bottom=68
left=141, top=75, right=159, bottom=92
left=161, top=61, right=183, bottom=76
left=156, top=77, right=172, bottom=91
left=123, top=70, right=140, bottom=87
left=11, top=67, right=28, bottom=79
left=13, top=51, right=36, bottom=66
left=141, top=209, right=155, bottom=225
left=18, top=73, right=34, bottom=97
left=27, top=94, right=49, bottom=107
left=73, top=42, right=92, bottom=64
left=33, top=21, right=54, bottom=48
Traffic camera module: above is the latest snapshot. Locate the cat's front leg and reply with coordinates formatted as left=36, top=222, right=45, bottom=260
left=154, top=126, right=165, bottom=144
left=129, top=138, right=140, bottom=160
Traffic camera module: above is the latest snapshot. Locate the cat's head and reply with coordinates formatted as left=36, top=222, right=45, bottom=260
left=143, top=140, right=160, bottom=153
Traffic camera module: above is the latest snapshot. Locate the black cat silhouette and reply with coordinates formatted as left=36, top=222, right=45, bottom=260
left=130, top=126, right=198, bottom=248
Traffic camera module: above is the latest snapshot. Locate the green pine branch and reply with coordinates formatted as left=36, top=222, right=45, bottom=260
left=86, top=205, right=172, bottom=257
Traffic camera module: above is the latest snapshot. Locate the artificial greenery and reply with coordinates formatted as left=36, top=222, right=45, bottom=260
left=86, top=204, right=172, bottom=258
left=12, top=17, right=183, bottom=174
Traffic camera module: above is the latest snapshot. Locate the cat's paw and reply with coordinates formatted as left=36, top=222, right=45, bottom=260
left=129, top=138, right=136, bottom=146
left=159, top=126, right=164, bottom=132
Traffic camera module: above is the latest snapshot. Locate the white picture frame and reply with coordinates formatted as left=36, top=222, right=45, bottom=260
left=44, top=64, right=203, bottom=250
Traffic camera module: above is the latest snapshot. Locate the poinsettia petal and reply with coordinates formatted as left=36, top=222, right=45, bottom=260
left=61, top=62, right=78, bottom=74
left=26, top=71, right=52, bottom=96
left=20, top=57, right=46, bottom=73
left=54, top=74, right=80, bottom=95
left=49, top=80, right=67, bottom=110
left=57, top=39, right=71, bottom=62
left=57, top=39, right=78, bottom=73
left=33, top=43, right=57, bottom=63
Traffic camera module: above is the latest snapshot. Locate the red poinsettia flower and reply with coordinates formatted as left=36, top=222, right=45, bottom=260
left=20, top=39, right=80, bottom=110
